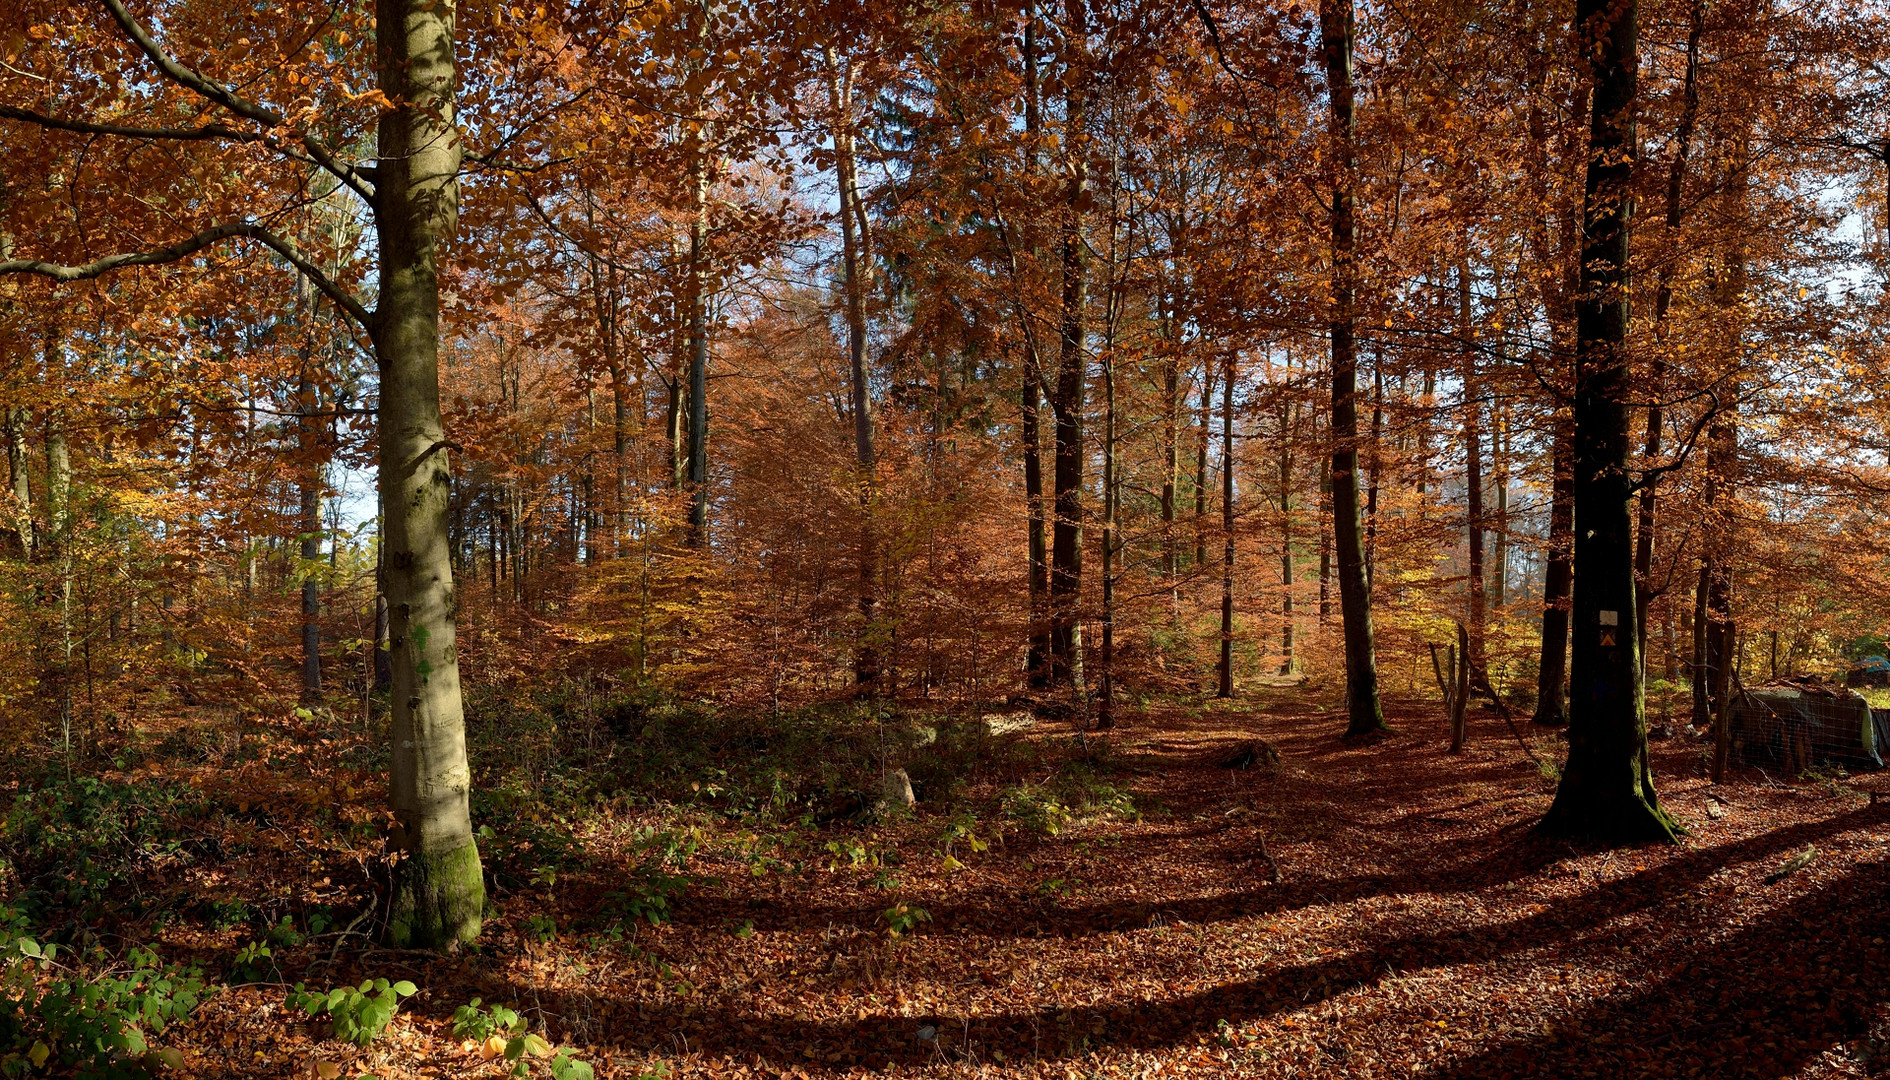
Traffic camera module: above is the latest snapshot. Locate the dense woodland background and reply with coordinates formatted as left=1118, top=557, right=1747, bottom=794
left=3, top=0, right=1890, bottom=1076
left=5, top=0, right=1890, bottom=733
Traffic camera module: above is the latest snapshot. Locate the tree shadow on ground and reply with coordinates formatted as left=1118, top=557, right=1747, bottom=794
left=511, top=798, right=1886, bottom=1071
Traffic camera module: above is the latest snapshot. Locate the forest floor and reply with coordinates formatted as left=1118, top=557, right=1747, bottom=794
left=44, top=687, right=1890, bottom=1079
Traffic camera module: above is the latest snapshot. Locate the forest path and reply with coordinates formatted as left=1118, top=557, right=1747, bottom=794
left=190, top=691, right=1890, bottom=1079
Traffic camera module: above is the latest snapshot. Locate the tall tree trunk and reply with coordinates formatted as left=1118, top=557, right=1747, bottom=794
left=1494, top=403, right=1509, bottom=607
left=1020, top=6, right=1050, bottom=688
left=1321, top=0, right=1386, bottom=736
left=1195, top=358, right=1215, bottom=569
left=1539, top=0, right=1677, bottom=844
left=1047, top=0, right=1089, bottom=690
left=1460, top=251, right=1486, bottom=689
left=1099, top=317, right=1117, bottom=728
left=1217, top=353, right=1235, bottom=698
left=298, top=362, right=323, bottom=695
left=684, top=160, right=711, bottom=547
left=1160, top=290, right=1179, bottom=581
left=1279, top=397, right=1295, bottom=675
left=1706, top=3, right=1757, bottom=782
left=1366, top=363, right=1382, bottom=591
left=1636, top=0, right=1705, bottom=666
left=43, top=334, right=72, bottom=769
left=828, top=45, right=880, bottom=690
left=1318, top=444, right=1331, bottom=623
left=376, top=0, right=486, bottom=944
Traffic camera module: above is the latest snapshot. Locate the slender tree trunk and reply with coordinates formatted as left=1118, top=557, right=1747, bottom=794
left=299, top=369, right=323, bottom=695
left=1460, top=251, right=1486, bottom=681
left=1021, top=7, right=1050, bottom=688
left=1161, top=298, right=1179, bottom=580
left=376, top=0, right=485, bottom=944
left=1539, top=0, right=1677, bottom=844
left=1366, top=363, right=1382, bottom=591
left=1047, top=1, right=1089, bottom=690
left=1099, top=322, right=1117, bottom=728
left=684, top=160, right=711, bottom=547
left=1321, top=0, right=1386, bottom=735
left=1318, top=444, right=1331, bottom=623
left=1706, top=5, right=1757, bottom=781
left=828, top=45, right=880, bottom=690
left=1217, top=354, right=1235, bottom=698
left=1279, top=398, right=1295, bottom=675
left=1195, top=359, right=1214, bottom=569
left=1636, top=0, right=1704, bottom=665
left=1494, top=404, right=1509, bottom=607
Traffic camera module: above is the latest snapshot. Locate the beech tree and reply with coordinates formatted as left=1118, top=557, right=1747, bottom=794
left=1539, top=0, right=1678, bottom=843
left=0, top=0, right=490, bottom=943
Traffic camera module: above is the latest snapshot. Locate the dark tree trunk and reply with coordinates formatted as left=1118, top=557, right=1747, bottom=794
left=1538, top=0, right=1678, bottom=844
left=1195, top=359, right=1215, bottom=569
left=1217, top=354, right=1235, bottom=698
left=1321, top=0, right=1386, bottom=736
left=1047, top=23, right=1089, bottom=689
left=1020, top=6, right=1050, bottom=689
left=1635, top=0, right=1705, bottom=663
left=1460, top=252, right=1486, bottom=683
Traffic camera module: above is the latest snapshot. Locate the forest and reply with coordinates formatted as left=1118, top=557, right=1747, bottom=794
left=1, top=0, right=1889, bottom=1075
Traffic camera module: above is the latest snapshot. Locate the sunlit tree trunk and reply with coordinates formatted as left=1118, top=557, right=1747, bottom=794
left=1320, top=0, right=1386, bottom=735
left=376, top=0, right=485, bottom=944
left=1539, top=0, right=1677, bottom=844
left=827, top=44, right=880, bottom=690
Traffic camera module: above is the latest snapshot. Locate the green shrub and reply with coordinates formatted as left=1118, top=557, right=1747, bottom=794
left=2, top=777, right=206, bottom=916
left=0, top=910, right=206, bottom=1079
left=287, top=978, right=417, bottom=1046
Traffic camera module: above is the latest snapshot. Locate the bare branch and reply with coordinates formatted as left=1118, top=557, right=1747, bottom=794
left=97, top=0, right=377, bottom=204
left=0, top=221, right=375, bottom=332
left=0, top=103, right=265, bottom=143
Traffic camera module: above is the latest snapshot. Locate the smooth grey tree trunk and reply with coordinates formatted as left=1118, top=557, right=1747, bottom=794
left=376, top=0, right=485, bottom=944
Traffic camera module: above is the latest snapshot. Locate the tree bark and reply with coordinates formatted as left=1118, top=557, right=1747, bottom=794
left=827, top=44, right=880, bottom=690
left=1320, top=0, right=1386, bottom=736
left=1020, top=7, right=1050, bottom=688
left=1279, top=395, right=1295, bottom=675
left=1047, top=0, right=1089, bottom=689
left=1635, top=0, right=1705, bottom=666
left=684, top=158, right=711, bottom=547
left=377, top=0, right=486, bottom=944
left=1459, top=250, right=1486, bottom=685
left=1538, top=0, right=1677, bottom=844
left=298, top=361, right=323, bottom=695
left=1217, top=353, right=1235, bottom=698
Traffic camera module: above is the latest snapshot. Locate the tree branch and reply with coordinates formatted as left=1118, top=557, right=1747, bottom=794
left=97, top=0, right=376, bottom=205
left=0, top=104, right=262, bottom=143
left=0, top=221, right=376, bottom=333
